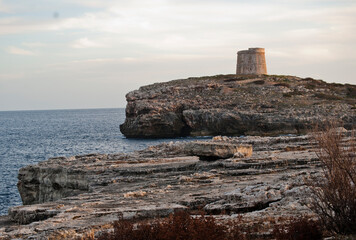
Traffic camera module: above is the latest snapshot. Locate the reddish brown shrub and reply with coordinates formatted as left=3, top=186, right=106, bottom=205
left=95, top=211, right=228, bottom=240
left=272, top=217, right=322, bottom=240
left=157, top=211, right=227, bottom=240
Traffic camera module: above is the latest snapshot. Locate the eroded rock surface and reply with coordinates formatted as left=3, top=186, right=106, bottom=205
left=120, top=75, right=356, bottom=138
left=2, top=133, right=351, bottom=239
left=183, top=141, right=252, bottom=160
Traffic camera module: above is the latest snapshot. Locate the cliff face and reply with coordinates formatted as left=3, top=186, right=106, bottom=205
left=17, top=158, right=90, bottom=205
left=120, top=74, right=356, bottom=138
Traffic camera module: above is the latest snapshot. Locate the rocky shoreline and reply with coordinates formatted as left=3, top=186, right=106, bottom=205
left=1, top=132, right=346, bottom=239
left=1, top=74, right=355, bottom=239
left=120, top=74, right=356, bottom=138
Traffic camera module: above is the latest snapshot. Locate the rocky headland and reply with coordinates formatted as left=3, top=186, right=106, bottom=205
left=2, top=131, right=355, bottom=239
left=1, top=74, right=356, bottom=239
left=120, top=74, right=356, bottom=138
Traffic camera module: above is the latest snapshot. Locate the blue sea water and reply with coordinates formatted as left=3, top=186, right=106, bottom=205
left=0, top=108, right=203, bottom=216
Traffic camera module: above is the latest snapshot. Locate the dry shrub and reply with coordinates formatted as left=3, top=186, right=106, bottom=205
left=227, top=216, right=254, bottom=240
left=311, top=126, right=356, bottom=235
left=251, top=80, right=265, bottom=85
left=96, top=211, right=229, bottom=240
left=274, top=83, right=290, bottom=88
left=283, top=90, right=303, bottom=98
left=85, top=213, right=322, bottom=240
left=314, top=93, right=343, bottom=100
left=272, top=216, right=322, bottom=240
left=346, top=85, right=356, bottom=99
left=92, top=211, right=258, bottom=240
left=304, top=82, right=317, bottom=89
left=159, top=211, right=226, bottom=240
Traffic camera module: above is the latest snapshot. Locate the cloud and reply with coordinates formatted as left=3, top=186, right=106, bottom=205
left=70, top=58, right=116, bottom=63
left=0, top=17, right=54, bottom=35
left=0, top=0, right=10, bottom=13
left=71, top=37, right=107, bottom=48
left=1, top=0, right=356, bottom=111
left=0, top=73, right=25, bottom=80
left=22, top=42, right=47, bottom=48
left=61, top=0, right=115, bottom=8
left=6, top=46, right=35, bottom=55
left=300, top=47, right=331, bottom=59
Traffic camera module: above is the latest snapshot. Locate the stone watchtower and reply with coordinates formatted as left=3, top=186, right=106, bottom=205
left=236, top=48, right=267, bottom=75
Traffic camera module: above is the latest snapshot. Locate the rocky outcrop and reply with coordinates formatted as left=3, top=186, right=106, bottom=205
left=120, top=75, right=356, bottom=138
left=16, top=142, right=251, bottom=206
left=17, top=163, right=89, bottom=205
left=3, top=133, right=352, bottom=239
left=183, top=141, right=252, bottom=160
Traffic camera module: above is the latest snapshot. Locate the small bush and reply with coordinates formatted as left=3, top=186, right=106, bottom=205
left=304, top=82, right=317, bottom=89
left=91, top=212, right=260, bottom=240
left=274, top=83, right=290, bottom=88
left=314, top=93, right=343, bottom=100
left=330, top=83, right=344, bottom=88
left=272, top=217, right=322, bottom=240
left=95, top=211, right=228, bottom=240
left=346, top=86, right=356, bottom=99
left=311, top=126, right=356, bottom=235
left=249, top=80, right=265, bottom=85
left=283, top=90, right=303, bottom=98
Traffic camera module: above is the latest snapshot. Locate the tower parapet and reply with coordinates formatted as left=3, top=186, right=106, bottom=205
left=236, top=48, right=267, bottom=75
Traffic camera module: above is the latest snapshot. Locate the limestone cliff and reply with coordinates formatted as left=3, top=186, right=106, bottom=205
left=120, top=74, right=356, bottom=138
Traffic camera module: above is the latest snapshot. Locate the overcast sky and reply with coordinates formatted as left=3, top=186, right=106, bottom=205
left=1, top=0, right=355, bottom=111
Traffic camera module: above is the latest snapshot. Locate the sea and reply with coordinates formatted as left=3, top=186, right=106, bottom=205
left=0, top=108, right=205, bottom=216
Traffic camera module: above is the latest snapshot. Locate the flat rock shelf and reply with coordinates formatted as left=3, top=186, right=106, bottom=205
left=3, top=132, right=354, bottom=239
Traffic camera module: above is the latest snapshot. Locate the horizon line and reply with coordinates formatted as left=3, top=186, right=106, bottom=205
left=0, top=107, right=126, bottom=113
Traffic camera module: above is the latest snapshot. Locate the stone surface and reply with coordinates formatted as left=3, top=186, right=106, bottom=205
left=120, top=74, right=356, bottom=138
left=3, top=133, right=355, bottom=239
left=17, top=164, right=89, bottom=205
left=183, top=141, right=252, bottom=160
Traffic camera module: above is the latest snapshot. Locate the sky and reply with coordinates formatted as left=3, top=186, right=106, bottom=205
left=0, top=0, right=356, bottom=111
